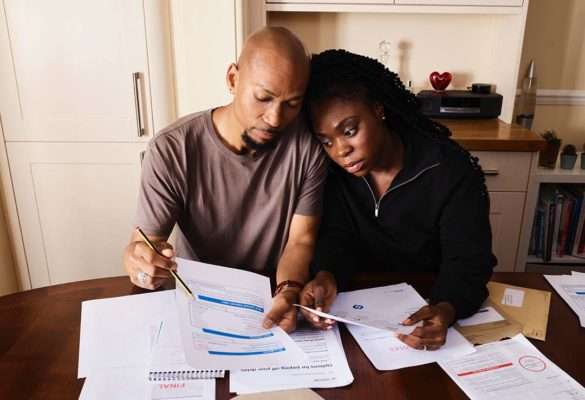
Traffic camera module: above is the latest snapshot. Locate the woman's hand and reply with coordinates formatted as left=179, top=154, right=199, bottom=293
left=299, top=271, right=338, bottom=329
left=397, top=302, right=456, bottom=351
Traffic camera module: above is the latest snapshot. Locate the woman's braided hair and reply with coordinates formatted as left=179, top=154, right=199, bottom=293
left=305, top=49, right=487, bottom=197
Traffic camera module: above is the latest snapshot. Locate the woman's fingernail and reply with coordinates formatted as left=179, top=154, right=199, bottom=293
left=313, top=316, right=319, bottom=322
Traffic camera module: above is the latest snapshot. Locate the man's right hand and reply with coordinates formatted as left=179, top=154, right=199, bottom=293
left=123, top=239, right=176, bottom=290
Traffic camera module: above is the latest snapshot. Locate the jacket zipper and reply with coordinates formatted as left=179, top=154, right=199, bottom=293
left=362, top=162, right=441, bottom=218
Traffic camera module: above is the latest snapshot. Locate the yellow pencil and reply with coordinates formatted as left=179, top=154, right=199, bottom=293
left=135, top=227, right=195, bottom=300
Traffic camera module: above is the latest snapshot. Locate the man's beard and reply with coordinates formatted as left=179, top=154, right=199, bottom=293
left=241, top=129, right=279, bottom=152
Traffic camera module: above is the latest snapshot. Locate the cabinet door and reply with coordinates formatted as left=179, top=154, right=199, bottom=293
left=489, top=191, right=525, bottom=272
left=7, top=142, right=146, bottom=287
left=0, top=0, right=174, bottom=142
left=395, top=0, right=523, bottom=5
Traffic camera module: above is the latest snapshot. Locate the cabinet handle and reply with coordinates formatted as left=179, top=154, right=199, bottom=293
left=483, top=169, right=500, bottom=176
left=139, top=151, right=145, bottom=165
left=133, top=72, right=145, bottom=137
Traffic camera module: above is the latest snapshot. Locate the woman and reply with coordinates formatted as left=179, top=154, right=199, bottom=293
left=300, top=49, right=496, bottom=351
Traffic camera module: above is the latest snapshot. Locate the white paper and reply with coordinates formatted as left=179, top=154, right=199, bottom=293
left=329, top=283, right=420, bottom=333
left=79, top=369, right=215, bottom=400
left=150, top=313, right=225, bottom=380
left=457, top=307, right=505, bottom=327
left=333, top=283, right=475, bottom=370
left=230, top=324, right=354, bottom=394
left=545, top=274, right=585, bottom=327
left=502, top=288, right=525, bottom=307
left=438, top=334, right=585, bottom=400
left=294, top=304, right=415, bottom=335
left=79, top=368, right=150, bottom=400
left=78, top=290, right=175, bottom=378
left=175, top=258, right=306, bottom=370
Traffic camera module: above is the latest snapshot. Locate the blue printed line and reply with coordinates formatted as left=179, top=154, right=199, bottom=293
left=576, top=291, right=585, bottom=295
left=208, top=347, right=286, bottom=356
left=202, top=328, right=273, bottom=340
left=197, top=295, right=264, bottom=313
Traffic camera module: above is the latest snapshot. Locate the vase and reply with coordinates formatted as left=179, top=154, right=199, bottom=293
left=560, top=154, right=577, bottom=169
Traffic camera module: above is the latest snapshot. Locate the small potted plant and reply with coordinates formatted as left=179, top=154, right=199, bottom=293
left=538, top=130, right=561, bottom=168
left=581, top=143, right=585, bottom=169
left=560, top=144, right=577, bottom=169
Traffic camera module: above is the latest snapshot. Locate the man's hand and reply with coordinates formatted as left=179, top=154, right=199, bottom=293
left=397, top=302, right=456, bottom=351
left=300, top=271, right=337, bottom=329
left=123, top=239, right=176, bottom=290
left=263, top=288, right=301, bottom=333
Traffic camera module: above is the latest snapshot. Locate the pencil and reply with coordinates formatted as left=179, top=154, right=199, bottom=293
left=135, top=227, right=195, bottom=300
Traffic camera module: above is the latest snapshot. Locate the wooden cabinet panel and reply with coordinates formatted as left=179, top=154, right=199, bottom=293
left=7, top=142, right=145, bottom=287
left=0, top=0, right=174, bottom=142
left=489, top=191, right=525, bottom=271
left=472, top=151, right=531, bottom=192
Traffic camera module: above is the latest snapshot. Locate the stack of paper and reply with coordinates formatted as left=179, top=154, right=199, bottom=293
left=230, top=324, right=353, bottom=394
left=438, top=334, right=585, bottom=399
left=300, top=283, right=475, bottom=370
left=78, top=291, right=215, bottom=400
left=545, top=271, right=585, bottom=327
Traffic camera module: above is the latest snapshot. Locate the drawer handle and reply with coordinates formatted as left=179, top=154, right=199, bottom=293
left=133, top=72, right=145, bottom=137
left=483, top=169, right=500, bottom=176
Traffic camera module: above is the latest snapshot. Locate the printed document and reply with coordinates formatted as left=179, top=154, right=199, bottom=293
left=229, top=324, right=354, bottom=394
left=175, top=258, right=306, bottom=370
left=545, top=274, right=585, bottom=327
left=438, top=334, right=585, bottom=400
left=334, top=283, right=475, bottom=370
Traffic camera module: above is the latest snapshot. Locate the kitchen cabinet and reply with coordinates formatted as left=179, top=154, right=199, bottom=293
left=7, top=142, right=146, bottom=287
left=0, top=0, right=175, bottom=289
left=471, top=150, right=532, bottom=271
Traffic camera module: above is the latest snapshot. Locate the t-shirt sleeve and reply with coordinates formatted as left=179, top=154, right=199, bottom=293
left=294, top=141, right=328, bottom=216
left=134, top=133, right=187, bottom=238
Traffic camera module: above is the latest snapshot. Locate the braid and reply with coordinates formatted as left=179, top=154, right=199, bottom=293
left=305, top=49, right=487, bottom=197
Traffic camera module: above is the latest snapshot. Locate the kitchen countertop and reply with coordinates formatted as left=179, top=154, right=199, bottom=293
left=439, top=119, right=545, bottom=152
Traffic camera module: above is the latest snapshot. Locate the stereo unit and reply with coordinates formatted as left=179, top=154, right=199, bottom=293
left=416, top=90, right=503, bottom=119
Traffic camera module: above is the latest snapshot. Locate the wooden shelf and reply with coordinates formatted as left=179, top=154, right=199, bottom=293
left=441, top=119, right=545, bottom=152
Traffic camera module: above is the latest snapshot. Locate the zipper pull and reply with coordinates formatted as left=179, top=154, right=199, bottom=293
left=375, top=204, right=379, bottom=218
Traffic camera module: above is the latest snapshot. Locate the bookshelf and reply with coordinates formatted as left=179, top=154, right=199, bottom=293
left=516, top=153, right=585, bottom=272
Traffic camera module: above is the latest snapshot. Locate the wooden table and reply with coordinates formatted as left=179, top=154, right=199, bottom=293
left=0, top=273, right=582, bottom=399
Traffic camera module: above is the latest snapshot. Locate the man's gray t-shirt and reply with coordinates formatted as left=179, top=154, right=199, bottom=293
left=135, top=109, right=327, bottom=272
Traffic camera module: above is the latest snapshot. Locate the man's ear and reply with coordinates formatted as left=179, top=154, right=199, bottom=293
left=226, top=63, right=239, bottom=95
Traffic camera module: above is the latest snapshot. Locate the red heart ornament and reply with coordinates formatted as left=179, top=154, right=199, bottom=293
left=429, top=71, right=452, bottom=91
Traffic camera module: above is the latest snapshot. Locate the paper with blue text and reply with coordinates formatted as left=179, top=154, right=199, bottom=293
left=175, top=258, right=306, bottom=370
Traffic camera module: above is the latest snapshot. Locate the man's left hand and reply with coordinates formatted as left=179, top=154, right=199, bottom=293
left=263, top=289, right=301, bottom=333
left=397, top=302, right=456, bottom=351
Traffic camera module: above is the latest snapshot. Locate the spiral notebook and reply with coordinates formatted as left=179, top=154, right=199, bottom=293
left=149, top=318, right=225, bottom=381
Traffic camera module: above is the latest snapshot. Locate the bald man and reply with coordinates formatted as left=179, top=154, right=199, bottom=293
left=123, top=27, right=327, bottom=332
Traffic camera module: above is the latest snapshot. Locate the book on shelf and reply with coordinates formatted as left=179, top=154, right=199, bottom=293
left=529, top=184, right=585, bottom=262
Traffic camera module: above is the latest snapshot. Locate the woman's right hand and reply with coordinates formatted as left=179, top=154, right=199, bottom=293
left=300, top=271, right=338, bottom=329
left=123, top=239, right=176, bottom=290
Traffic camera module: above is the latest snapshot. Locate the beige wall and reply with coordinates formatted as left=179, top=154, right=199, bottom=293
left=269, top=10, right=526, bottom=123
left=519, top=0, right=585, bottom=147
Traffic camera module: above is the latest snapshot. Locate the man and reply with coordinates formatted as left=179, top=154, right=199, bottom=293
left=123, top=27, right=326, bottom=332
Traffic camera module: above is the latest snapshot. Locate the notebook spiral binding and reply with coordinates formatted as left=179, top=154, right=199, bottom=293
left=148, top=370, right=225, bottom=381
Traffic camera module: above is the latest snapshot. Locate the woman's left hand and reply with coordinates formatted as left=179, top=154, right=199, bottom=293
left=397, top=302, right=456, bottom=351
